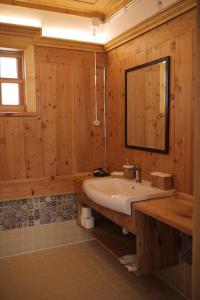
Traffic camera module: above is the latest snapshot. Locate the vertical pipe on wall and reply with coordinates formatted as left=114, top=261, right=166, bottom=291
left=93, top=53, right=107, bottom=169
left=103, top=66, right=107, bottom=169
left=93, top=52, right=100, bottom=126
left=192, top=3, right=200, bottom=300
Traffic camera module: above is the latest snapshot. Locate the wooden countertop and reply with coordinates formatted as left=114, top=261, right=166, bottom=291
left=133, top=196, right=193, bottom=236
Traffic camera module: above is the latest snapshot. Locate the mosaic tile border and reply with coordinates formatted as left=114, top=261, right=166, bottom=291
left=0, top=194, right=77, bottom=231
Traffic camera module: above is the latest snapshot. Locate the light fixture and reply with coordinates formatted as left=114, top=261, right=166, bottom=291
left=91, top=17, right=101, bottom=36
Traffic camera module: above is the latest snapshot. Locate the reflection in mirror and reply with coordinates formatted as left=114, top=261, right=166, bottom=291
left=125, top=57, right=170, bottom=154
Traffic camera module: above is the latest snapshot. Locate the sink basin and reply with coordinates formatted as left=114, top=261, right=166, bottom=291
left=82, top=177, right=174, bottom=215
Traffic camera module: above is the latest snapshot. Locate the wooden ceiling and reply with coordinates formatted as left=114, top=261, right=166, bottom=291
left=0, top=0, right=133, bottom=20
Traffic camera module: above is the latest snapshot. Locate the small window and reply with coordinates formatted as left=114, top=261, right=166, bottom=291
left=0, top=51, right=25, bottom=112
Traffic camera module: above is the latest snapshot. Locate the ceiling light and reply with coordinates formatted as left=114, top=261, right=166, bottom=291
left=91, top=17, right=102, bottom=36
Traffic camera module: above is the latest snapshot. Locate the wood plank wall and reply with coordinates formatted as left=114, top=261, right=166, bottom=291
left=192, top=1, right=200, bottom=299
left=106, top=9, right=196, bottom=195
left=106, top=9, right=196, bottom=298
left=0, top=47, right=105, bottom=200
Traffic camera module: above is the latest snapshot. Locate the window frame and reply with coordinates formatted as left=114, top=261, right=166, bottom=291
left=0, top=50, right=26, bottom=112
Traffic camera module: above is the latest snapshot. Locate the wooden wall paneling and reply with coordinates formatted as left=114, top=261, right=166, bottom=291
left=131, top=50, right=151, bottom=179
left=0, top=45, right=106, bottom=198
left=174, top=31, right=193, bottom=194
left=40, top=62, right=58, bottom=176
left=24, top=45, right=37, bottom=113
left=107, top=51, right=124, bottom=170
left=24, top=118, right=44, bottom=178
left=107, top=9, right=196, bottom=60
left=106, top=8, right=195, bottom=56
left=144, top=64, right=159, bottom=148
left=0, top=118, right=6, bottom=180
left=127, top=70, right=146, bottom=147
left=106, top=12, right=195, bottom=193
left=191, top=27, right=197, bottom=202
left=96, top=65, right=105, bottom=164
left=74, top=64, right=93, bottom=172
left=147, top=39, right=176, bottom=178
left=74, top=61, right=104, bottom=172
left=192, top=2, right=200, bottom=299
left=157, top=63, right=166, bottom=150
left=106, top=10, right=195, bottom=298
left=56, top=63, right=74, bottom=175
left=4, top=118, right=25, bottom=180
left=127, top=72, right=133, bottom=144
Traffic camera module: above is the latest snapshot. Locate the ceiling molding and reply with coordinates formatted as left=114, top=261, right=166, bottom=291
left=0, top=0, right=133, bottom=21
left=0, top=22, right=104, bottom=52
left=0, top=22, right=41, bottom=38
left=104, top=0, right=197, bottom=52
left=35, top=36, right=105, bottom=52
left=0, top=0, right=197, bottom=53
left=0, top=23, right=41, bottom=49
left=104, top=0, right=134, bottom=20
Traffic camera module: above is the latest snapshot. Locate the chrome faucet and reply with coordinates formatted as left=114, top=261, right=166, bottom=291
left=135, top=163, right=141, bottom=183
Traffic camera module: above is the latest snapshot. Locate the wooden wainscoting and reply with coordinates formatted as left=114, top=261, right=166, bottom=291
left=0, top=175, right=74, bottom=201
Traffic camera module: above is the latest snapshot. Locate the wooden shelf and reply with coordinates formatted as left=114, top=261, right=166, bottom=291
left=89, top=217, right=136, bottom=259
left=75, top=179, right=181, bottom=276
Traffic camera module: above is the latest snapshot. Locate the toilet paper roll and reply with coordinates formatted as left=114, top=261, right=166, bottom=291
left=82, top=207, right=92, bottom=218
left=81, top=215, right=85, bottom=227
left=84, top=217, right=94, bottom=229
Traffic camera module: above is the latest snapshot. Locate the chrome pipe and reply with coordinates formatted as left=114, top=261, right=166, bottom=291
left=103, top=66, right=107, bottom=169
left=93, top=52, right=100, bottom=126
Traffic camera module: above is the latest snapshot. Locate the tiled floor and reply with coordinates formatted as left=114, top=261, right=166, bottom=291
left=0, top=241, right=185, bottom=300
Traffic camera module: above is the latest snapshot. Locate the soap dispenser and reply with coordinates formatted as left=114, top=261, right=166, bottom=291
left=123, top=159, right=134, bottom=179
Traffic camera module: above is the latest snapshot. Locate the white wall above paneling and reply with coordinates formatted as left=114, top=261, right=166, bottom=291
left=0, top=0, right=179, bottom=44
left=105, top=0, right=179, bottom=42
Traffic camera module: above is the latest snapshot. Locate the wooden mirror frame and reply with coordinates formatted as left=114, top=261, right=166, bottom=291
left=125, top=56, right=170, bottom=154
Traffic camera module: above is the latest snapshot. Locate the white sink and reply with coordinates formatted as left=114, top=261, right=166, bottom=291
left=82, top=177, right=174, bottom=215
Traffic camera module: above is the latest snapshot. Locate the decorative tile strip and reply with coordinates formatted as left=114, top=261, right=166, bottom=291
left=0, top=194, right=77, bottom=231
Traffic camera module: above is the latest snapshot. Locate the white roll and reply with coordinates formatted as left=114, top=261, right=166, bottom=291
left=82, top=206, right=92, bottom=218
left=84, top=217, right=94, bottom=229
left=81, top=215, right=85, bottom=227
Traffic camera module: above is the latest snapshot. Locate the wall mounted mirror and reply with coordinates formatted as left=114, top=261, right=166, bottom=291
left=125, top=56, right=170, bottom=154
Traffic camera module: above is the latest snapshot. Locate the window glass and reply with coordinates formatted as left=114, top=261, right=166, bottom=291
left=1, top=83, right=19, bottom=105
left=0, top=57, right=18, bottom=78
